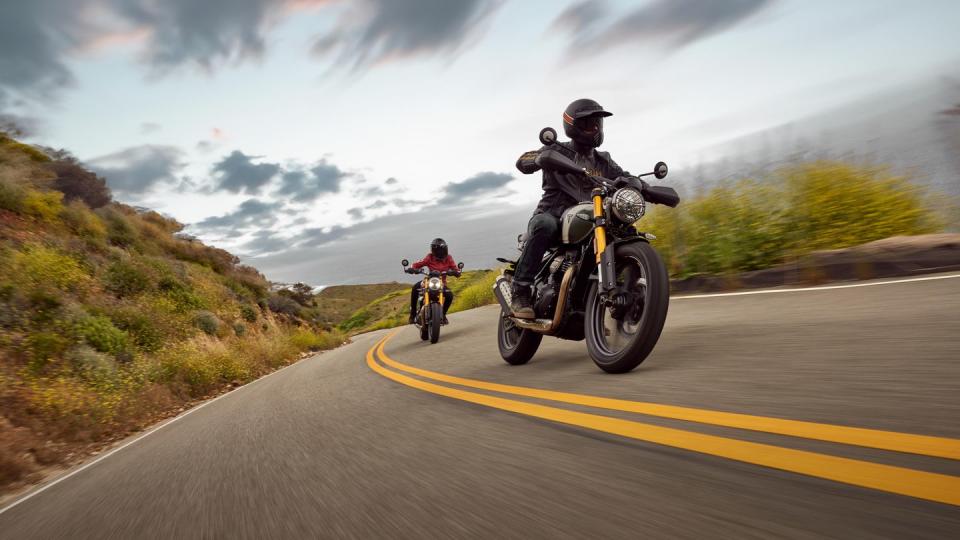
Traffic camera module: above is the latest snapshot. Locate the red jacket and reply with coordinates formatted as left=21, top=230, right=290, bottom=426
left=412, top=254, right=459, bottom=274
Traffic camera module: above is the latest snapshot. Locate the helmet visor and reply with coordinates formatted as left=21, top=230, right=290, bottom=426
left=574, top=115, right=603, bottom=135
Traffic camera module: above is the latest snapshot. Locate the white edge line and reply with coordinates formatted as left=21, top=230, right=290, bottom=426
left=672, top=273, right=960, bottom=300
left=0, top=348, right=329, bottom=517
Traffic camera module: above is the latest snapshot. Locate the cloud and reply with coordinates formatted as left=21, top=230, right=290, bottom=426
left=107, top=0, right=312, bottom=73
left=87, top=145, right=186, bottom=195
left=554, top=0, right=773, bottom=57
left=0, top=1, right=87, bottom=105
left=194, top=198, right=284, bottom=232
left=274, top=159, right=349, bottom=199
left=347, top=207, right=364, bottom=220
left=241, top=229, right=292, bottom=255
left=0, top=112, right=44, bottom=138
left=139, top=122, right=162, bottom=134
left=311, top=0, right=502, bottom=71
left=211, top=150, right=281, bottom=194
left=294, top=225, right=349, bottom=247
left=439, top=171, right=514, bottom=204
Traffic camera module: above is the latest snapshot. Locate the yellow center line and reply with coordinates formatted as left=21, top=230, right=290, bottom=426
left=366, top=337, right=960, bottom=506
left=375, top=333, right=960, bottom=460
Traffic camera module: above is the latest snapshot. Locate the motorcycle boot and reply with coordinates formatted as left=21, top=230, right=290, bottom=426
left=511, top=282, right=535, bottom=319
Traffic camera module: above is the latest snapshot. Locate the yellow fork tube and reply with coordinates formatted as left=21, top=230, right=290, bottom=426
left=593, top=194, right=606, bottom=264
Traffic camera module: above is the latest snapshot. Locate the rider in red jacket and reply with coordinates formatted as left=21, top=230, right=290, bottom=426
left=407, top=238, right=460, bottom=324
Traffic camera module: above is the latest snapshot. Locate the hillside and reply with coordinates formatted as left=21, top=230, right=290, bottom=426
left=313, top=282, right=409, bottom=327
left=0, top=134, right=344, bottom=491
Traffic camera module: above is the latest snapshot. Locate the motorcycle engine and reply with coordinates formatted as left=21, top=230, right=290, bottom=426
left=534, top=251, right=573, bottom=317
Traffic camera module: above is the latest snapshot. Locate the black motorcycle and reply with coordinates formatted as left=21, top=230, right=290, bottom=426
left=493, top=127, right=680, bottom=373
left=402, top=259, right=464, bottom=344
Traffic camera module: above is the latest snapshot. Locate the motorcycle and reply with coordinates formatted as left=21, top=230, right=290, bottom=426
left=493, top=127, right=680, bottom=373
left=402, top=259, right=464, bottom=344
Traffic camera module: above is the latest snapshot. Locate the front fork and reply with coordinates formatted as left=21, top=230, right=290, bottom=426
left=593, top=190, right=616, bottom=294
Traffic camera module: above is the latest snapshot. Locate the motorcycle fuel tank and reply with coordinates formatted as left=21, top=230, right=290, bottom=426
left=561, top=202, right=594, bottom=244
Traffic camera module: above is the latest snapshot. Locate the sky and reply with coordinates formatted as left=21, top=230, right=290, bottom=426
left=1, top=0, right=958, bottom=285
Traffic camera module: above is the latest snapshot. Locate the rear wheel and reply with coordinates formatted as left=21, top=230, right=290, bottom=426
left=429, top=303, right=443, bottom=344
left=497, top=309, right=542, bottom=365
left=585, top=241, right=669, bottom=373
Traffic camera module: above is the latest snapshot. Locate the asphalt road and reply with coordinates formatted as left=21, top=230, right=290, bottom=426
left=2, top=274, right=960, bottom=539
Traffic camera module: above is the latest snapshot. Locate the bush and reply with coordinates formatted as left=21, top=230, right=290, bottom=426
left=240, top=304, right=258, bottom=322
left=12, top=244, right=90, bottom=292
left=109, top=308, right=164, bottom=352
left=66, top=345, right=117, bottom=381
left=233, top=322, right=246, bottom=336
left=46, top=160, right=111, bottom=209
left=104, top=259, right=152, bottom=297
left=194, top=310, right=220, bottom=336
left=0, top=177, right=26, bottom=213
left=61, top=200, right=107, bottom=242
left=22, top=189, right=64, bottom=222
left=74, top=315, right=129, bottom=356
left=24, top=332, right=71, bottom=371
left=267, top=294, right=301, bottom=316
left=645, top=161, right=943, bottom=277
left=97, top=206, right=141, bottom=249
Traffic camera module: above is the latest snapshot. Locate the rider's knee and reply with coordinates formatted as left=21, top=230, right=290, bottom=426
left=529, top=213, right=559, bottom=238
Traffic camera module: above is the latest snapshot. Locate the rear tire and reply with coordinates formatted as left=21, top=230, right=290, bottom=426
left=429, top=303, right=443, bottom=344
left=585, top=241, right=669, bottom=373
left=497, top=309, right=542, bottom=365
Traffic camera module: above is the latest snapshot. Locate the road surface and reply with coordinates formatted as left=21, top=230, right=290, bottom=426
left=2, top=274, right=959, bottom=539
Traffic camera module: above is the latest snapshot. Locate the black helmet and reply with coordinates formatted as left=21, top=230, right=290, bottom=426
left=430, top=238, right=448, bottom=259
left=562, top=98, right=612, bottom=148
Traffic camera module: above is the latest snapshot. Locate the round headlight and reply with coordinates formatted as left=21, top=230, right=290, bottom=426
left=612, top=188, right=646, bottom=223
left=428, top=277, right=443, bottom=290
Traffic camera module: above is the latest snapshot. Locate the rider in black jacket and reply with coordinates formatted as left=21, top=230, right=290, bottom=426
left=511, top=98, right=628, bottom=319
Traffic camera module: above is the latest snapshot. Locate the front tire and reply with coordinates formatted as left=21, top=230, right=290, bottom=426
left=585, top=241, right=669, bottom=373
left=429, top=303, right=443, bottom=344
left=497, top=309, right=542, bottom=365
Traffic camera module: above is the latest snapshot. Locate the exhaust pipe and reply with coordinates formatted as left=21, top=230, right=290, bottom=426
left=493, top=266, right=576, bottom=334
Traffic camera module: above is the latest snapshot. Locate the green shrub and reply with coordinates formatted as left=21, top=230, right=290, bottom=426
left=645, top=161, right=944, bottom=277
left=233, top=322, right=246, bottom=336
left=194, top=310, right=220, bottom=336
left=66, top=345, right=117, bottom=381
left=24, top=332, right=71, bottom=371
left=104, top=260, right=152, bottom=297
left=239, top=304, right=258, bottom=323
left=61, top=200, right=107, bottom=242
left=22, top=190, right=64, bottom=222
left=267, top=294, right=301, bottom=316
left=109, top=308, right=164, bottom=352
left=74, top=315, right=129, bottom=355
left=0, top=177, right=26, bottom=212
left=13, top=244, right=90, bottom=292
left=97, top=206, right=140, bottom=249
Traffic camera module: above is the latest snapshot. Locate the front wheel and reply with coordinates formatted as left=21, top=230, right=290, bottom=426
left=497, top=309, right=542, bottom=365
left=429, top=303, right=443, bottom=344
left=585, top=241, right=669, bottom=373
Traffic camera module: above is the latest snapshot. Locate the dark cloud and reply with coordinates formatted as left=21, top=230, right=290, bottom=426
left=0, top=1, right=86, bottom=105
left=554, top=0, right=773, bottom=57
left=439, top=171, right=514, bottom=204
left=194, top=198, right=284, bottom=232
left=385, top=177, right=399, bottom=185
left=274, top=159, right=349, bottom=200
left=241, top=229, right=291, bottom=256
left=294, top=225, right=349, bottom=248
left=347, top=207, right=364, bottom=220
left=212, top=150, right=281, bottom=194
left=107, top=0, right=298, bottom=72
left=87, top=145, right=186, bottom=195
left=312, top=0, right=502, bottom=71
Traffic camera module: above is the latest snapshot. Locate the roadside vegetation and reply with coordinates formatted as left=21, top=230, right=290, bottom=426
left=643, top=161, right=946, bottom=277
left=0, top=133, right=344, bottom=490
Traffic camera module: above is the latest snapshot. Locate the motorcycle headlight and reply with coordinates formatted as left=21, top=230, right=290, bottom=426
left=428, top=277, right=443, bottom=291
left=611, top=188, right=646, bottom=223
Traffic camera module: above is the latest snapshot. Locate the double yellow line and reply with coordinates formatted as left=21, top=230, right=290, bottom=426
left=366, top=332, right=960, bottom=506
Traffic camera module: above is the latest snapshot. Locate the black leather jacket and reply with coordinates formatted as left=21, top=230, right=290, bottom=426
left=516, top=141, right=627, bottom=218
